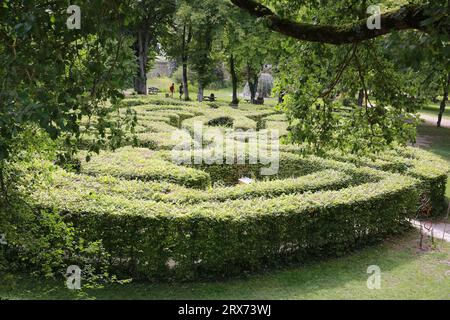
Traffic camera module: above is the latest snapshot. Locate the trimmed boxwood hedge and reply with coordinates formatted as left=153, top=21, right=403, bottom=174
left=79, top=147, right=211, bottom=189
left=43, top=168, right=356, bottom=205
left=33, top=173, right=419, bottom=280
left=29, top=98, right=450, bottom=281
left=281, top=144, right=449, bottom=216
left=159, top=148, right=387, bottom=186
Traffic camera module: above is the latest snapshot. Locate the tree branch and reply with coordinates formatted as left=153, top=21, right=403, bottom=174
left=231, top=0, right=440, bottom=44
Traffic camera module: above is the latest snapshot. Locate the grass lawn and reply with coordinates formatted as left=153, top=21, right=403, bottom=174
left=1, top=231, right=449, bottom=300
left=420, top=102, right=446, bottom=118
left=146, top=77, right=279, bottom=106
left=147, top=77, right=234, bottom=102
left=417, top=123, right=450, bottom=199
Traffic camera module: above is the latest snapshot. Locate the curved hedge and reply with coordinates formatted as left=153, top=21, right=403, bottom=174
left=32, top=96, right=450, bottom=281
left=34, top=172, right=419, bottom=280
left=79, top=147, right=211, bottom=189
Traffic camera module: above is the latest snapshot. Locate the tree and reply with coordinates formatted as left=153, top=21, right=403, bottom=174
left=221, top=8, right=276, bottom=105
left=438, top=73, right=450, bottom=127
left=0, top=0, right=137, bottom=275
left=127, top=0, right=176, bottom=95
left=230, top=0, right=449, bottom=153
left=162, top=0, right=195, bottom=101
left=221, top=7, right=248, bottom=106
left=384, top=31, right=450, bottom=127
left=231, top=0, right=450, bottom=44
left=0, top=0, right=138, bottom=161
left=188, top=0, right=227, bottom=102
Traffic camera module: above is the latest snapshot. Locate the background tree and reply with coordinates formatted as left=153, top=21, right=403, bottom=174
left=232, top=0, right=449, bottom=152
left=162, top=0, right=201, bottom=101
left=221, top=9, right=276, bottom=105
left=0, top=0, right=136, bottom=276
left=188, top=0, right=227, bottom=102
left=128, top=0, right=176, bottom=95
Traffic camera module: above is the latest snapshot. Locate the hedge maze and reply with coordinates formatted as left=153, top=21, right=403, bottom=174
left=33, top=97, right=449, bottom=280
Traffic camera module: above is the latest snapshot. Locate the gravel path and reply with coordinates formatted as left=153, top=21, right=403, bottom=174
left=420, top=113, right=450, bottom=128
left=411, top=219, right=450, bottom=243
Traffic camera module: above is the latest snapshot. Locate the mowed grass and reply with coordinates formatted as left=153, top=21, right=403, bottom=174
left=1, top=231, right=449, bottom=300
left=146, top=77, right=279, bottom=106
left=420, top=102, right=447, bottom=119
left=417, top=120, right=450, bottom=199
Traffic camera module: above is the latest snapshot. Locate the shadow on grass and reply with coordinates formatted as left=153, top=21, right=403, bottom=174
left=1, top=230, right=448, bottom=300
left=417, top=124, right=450, bottom=161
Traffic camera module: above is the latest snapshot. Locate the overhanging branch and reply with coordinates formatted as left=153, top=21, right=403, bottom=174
left=231, top=0, right=438, bottom=44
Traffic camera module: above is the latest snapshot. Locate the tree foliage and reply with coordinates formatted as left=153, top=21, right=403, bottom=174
left=234, top=0, right=449, bottom=153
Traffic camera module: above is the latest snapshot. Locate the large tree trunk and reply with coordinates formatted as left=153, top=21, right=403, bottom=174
left=437, top=73, right=450, bottom=128
left=181, top=23, right=192, bottom=101
left=182, top=58, right=190, bottom=101
left=134, top=30, right=150, bottom=95
left=197, top=83, right=204, bottom=102
left=357, top=89, right=365, bottom=107
left=230, top=54, right=239, bottom=106
left=248, top=73, right=259, bottom=104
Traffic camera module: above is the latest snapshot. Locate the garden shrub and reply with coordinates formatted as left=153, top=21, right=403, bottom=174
left=43, top=168, right=356, bottom=205
left=281, top=144, right=449, bottom=216
left=207, top=117, right=234, bottom=128
left=265, top=120, right=289, bottom=137
left=32, top=173, right=419, bottom=280
left=79, top=147, right=211, bottom=189
left=25, top=99, right=450, bottom=281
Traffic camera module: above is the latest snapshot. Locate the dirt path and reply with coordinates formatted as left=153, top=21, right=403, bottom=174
left=411, top=219, right=450, bottom=243
left=420, top=113, right=450, bottom=129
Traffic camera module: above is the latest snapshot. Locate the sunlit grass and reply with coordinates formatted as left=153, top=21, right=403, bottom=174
left=1, top=231, right=448, bottom=300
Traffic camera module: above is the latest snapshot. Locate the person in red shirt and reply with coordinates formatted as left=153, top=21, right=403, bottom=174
left=169, top=83, right=175, bottom=98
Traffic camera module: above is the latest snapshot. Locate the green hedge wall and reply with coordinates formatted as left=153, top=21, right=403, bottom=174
left=44, top=169, right=356, bottom=205
left=80, top=147, right=211, bottom=189
left=33, top=174, right=419, bottom=280
left=282, top=145, right=449, bottom=216
left=30, top=96, right=450, bottom=280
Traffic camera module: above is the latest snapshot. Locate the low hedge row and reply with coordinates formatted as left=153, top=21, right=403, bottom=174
left=281, top=145, right=449, bottom=216
left=79, top=146, right=382, bottom=189
left=329, top=148, right=448, bottom=216
left=79, top=147, right=211, bottom=189
left=33, top=173, right=419, bottom=280
left=46, top=169, right=356, bottom=205
left=161, top=148, right=386, bottom=186
left=180, top=106, right=260, bottom=132
left=139, top=121, right=177, bottom=133
left=264, top=120, right=289, bottom=137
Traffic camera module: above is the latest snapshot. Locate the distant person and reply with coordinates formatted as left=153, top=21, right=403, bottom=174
left=179, top=83, right=184, bottom=99
left=169, top=83, right=175, bottom=98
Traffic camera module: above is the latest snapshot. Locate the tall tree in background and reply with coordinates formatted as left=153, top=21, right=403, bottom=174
left=129, top=0, right=176, bottom=95
left=232, top=0, right=449, bottom=153
left=162, top=0, right=194, bottom=100
left=189, top=0, right=227, bottom=102
left=222, top=7, right=275, bottom=105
